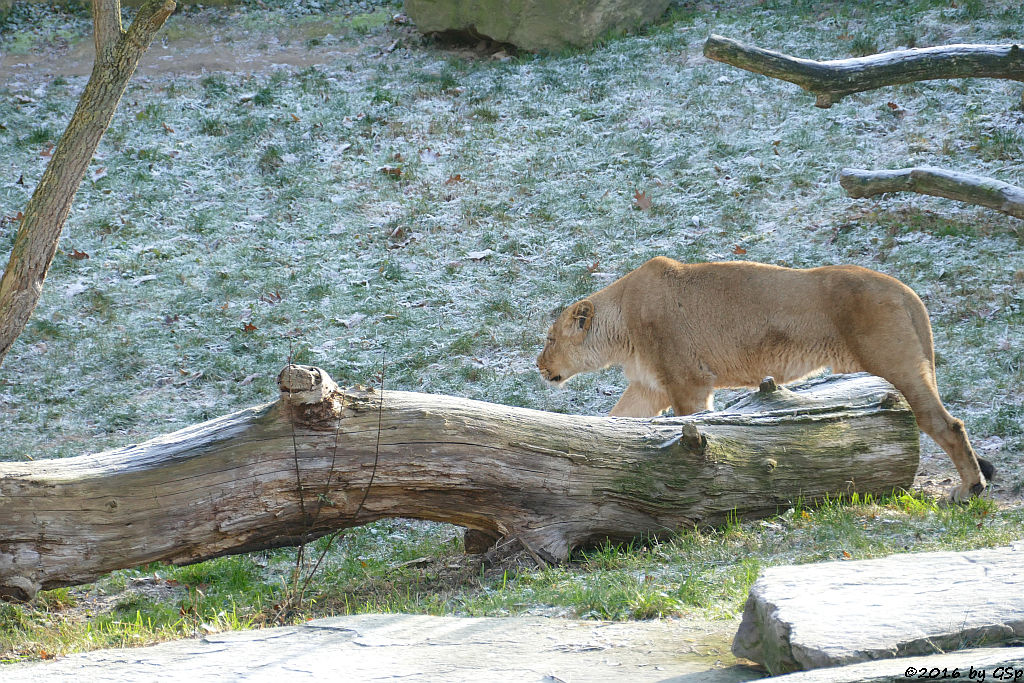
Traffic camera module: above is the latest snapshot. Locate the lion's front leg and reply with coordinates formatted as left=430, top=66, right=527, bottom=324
left=666, top=380, right=716, bottom=416
left=609, top=383, right=671, bottom=417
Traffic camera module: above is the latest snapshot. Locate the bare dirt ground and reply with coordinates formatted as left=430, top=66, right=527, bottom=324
left=0, top=9, right=498, bottom=84
left=2, top=20, right=369, bottom=82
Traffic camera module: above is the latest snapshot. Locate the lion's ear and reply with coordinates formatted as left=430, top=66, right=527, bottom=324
left=572, top=300, right=595, bottom=333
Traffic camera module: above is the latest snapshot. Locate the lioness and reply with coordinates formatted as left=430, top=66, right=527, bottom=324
left=537, top=256, right=994, bottom=501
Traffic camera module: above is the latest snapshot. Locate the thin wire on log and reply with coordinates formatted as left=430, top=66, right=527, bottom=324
left=355, top=351, right=386, bottom=522
left=284, top=340, right=309, bottom=529
left=299, top=352, right=386, bottom=594
left=284, top=350, right=309, bottom=603
left=309, top=390, right=345, bottom=527
left=290, top=417, right=308, bottom=524
left=298, top=391, right=349, bottom=592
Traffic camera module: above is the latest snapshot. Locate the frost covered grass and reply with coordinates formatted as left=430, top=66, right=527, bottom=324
left=1, top=0, right=1023, bottom=661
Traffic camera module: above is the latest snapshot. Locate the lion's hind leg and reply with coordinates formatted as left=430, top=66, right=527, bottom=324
left=919, top=406, right=990, bottom=502
left=875, top=360, right=990, bottom=501
left=609, top=383, right=672, bottom=418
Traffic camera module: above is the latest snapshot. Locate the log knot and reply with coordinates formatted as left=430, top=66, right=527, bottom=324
left=278, top=365, right=348, bottom=427
left=278, top=365, right=339, bottom=405
left=759, top=376, right=778, bottom=394
left=762, top=457, right=778, bottom=473
left=681, top=423, right=707, bottom=455
left=879, top=391, right=902, bottom=410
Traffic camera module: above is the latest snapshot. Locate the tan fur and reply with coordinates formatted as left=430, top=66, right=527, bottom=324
left=537, top=257, right=991, bottom=501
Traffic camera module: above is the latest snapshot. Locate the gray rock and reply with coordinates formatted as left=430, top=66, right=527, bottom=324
left=403, top=0, right=671, bottom=52
left=5, top=613, right=762, bottom=682
left=733, top=542, right=1024, bottom=674
left=770, top=646, right=1024, bottom=682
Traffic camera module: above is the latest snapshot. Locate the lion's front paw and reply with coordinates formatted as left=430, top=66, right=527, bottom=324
left=949, top=481, right=986, bottom=503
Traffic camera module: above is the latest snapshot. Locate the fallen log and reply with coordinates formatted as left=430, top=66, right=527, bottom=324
left=702, top=35, right=1024, bottom=108
left=0, top=366, right=920, bottom=601
left=840, top=167, right=1024, bottom=220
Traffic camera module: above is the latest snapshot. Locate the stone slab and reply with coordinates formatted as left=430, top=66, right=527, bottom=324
left=2, top=613, right=762, bottom=682
left=733, top=542, right=1024, bottom=674
left=771, top=646, right=1024, bottom=682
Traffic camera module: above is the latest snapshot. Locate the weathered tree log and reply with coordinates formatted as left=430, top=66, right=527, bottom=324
left=0, top=365, right=919, bottom=601
left=840, top=167, right=1024, bottom=220
left=703, top=35, right=1024, bottom=108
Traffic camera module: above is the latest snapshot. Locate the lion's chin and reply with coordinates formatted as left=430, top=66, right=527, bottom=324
left=543, top=373, right=573, bottom=388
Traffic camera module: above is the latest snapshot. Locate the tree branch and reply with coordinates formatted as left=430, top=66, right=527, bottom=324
left=703, top=35, right=1024, bottom=108
left=0, top=0, right=174, bottom=369
left=92, top=0, right=124, bottom=63
left=123, top=0, right=177, bottom=56
left=840, top=167, right=1024, bottom=220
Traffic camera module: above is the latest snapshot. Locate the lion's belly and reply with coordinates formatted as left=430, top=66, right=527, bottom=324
left=624, top=322, right=862, bottom=391
left=713, top=358, right=826, bottom=388
left=708, top=343, right=861, bottom=389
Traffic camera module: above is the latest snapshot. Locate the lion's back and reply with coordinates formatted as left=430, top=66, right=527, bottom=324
left=601, top=258, right=928, bottom=386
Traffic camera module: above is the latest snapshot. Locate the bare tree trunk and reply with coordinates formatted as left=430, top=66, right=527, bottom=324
left=0, top=365, right=920, bottom=601
left=0, top=0, right=175, bottom=368
left=702, top=35, right=1024, bottom=108
left=840, top=167, right=1024, bottom=220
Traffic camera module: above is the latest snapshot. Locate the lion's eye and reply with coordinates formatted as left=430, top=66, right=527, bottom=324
left=546, top=337, right=555, bottom=344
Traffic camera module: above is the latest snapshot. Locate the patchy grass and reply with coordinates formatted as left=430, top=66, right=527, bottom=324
left=1, top=493, right=1020, bottom=662
left=1, top=0, right=1023, bottom=663
left=0, top=1, right=89, bottom=55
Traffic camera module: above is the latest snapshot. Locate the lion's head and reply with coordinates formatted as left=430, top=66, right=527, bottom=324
left=536, top=299, right=597, bottom=386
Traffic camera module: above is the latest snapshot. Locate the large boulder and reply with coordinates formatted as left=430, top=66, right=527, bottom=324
left=403, top=0, right=671, bottom=52
left=733, top=542, right=1024, bottom=674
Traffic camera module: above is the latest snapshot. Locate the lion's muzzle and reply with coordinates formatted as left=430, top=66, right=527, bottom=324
left=536, top=361, right=565, bottom=386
